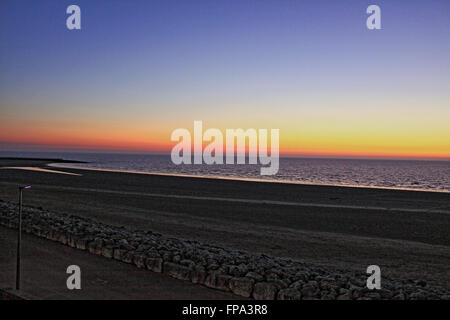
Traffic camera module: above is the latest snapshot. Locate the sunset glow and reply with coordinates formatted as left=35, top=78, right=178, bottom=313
left=1, top=0, right=449, bottom=160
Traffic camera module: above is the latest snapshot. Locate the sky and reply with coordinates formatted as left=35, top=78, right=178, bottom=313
left=0, top=0, right=449, bottom=159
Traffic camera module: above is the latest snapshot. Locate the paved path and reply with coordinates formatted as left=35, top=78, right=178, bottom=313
left=0, top=226, right=241, bottom=300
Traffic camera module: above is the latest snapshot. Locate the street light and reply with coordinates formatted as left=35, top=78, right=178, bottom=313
left=16, top=185, right=31, bottom=290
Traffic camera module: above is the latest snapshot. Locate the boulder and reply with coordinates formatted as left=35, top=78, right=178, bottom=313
left=163, top=262, right=191, bottom=281
left=245, top=271, right=264, bottom=282
left=75, top=238, right=88, bottom=250
left=301, top=282, right=320, bottom=298
left=133, top=254, right=146, bottom=268
left=121, top=251, right=134, bottom=264
left=68, top=235, right=77, bottom=248
left=204, top=271, right=219, bottom=289
left=215, top=275, right=232, bottom=292
left=277, top=288, right=302, bottom=300
left=58, top=233, right=68, bottom=245
left=190, top=266, right=207, bottom=284
left=145, top=257, right=163, bottom=273
left=229, top=277, right=254, bottom=298
left=102, top=246, right=114, bottom=259
left=253, top=282, right=278, bottom=300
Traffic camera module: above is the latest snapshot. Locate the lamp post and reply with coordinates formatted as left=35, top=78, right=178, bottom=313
left=16, top=185, right=31, bottom=290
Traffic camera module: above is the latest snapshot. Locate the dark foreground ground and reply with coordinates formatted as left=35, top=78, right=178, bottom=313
left=0, top=159, right=449, bottom=292
left=0, top=226, right=241, bottom=299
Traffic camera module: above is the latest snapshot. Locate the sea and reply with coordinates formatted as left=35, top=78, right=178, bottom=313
left=1, top=151, right=449, bottom=193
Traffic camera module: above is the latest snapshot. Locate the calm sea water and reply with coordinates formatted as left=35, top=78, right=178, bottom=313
left=1, top=151, right=449, bottom=192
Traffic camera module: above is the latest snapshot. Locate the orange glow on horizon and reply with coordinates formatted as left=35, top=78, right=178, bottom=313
left=2, top=137, right=449, bottom=160
left=1, top=116, right=449, bottom=160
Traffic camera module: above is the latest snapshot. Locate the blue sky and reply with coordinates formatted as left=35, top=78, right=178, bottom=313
left=0, top=0, right=449, bottom=157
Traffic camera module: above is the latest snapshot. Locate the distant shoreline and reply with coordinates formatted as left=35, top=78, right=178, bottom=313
left=0, top=157, right=88, bottom=164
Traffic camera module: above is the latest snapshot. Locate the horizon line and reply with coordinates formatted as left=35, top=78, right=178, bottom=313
left=1, top=147, right=449, bottom=162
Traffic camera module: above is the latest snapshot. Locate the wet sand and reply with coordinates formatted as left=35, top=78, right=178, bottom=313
left=1, top=159, right=449, bottom=288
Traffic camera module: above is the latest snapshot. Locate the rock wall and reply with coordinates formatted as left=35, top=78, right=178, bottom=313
left=0, top=200, right=448, bottom=300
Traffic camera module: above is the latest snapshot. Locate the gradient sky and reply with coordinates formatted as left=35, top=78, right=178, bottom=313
left=0, top=0, right=449, bottom=159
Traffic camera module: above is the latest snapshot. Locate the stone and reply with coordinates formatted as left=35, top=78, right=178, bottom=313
left=49, top=230, right=59, bottom=241
left=301, top=283, right=319, bottom=298
left=93, top=241, right=103, bottom=255
left=351, top=288, right=363, bottom=299
left=46, top=230, right=55, bottom=240
left=191, top=266, right=207, bottom=284
left=58, top=233, right=68, bottom=245
left=245, top=271, right=264, bottom=282
left=68, top=235, right=77, bottom=248
left=229, top=264, right=248, bottom=277
left=113, top=248, right=126, bottom=261
left=161, top=251, right=173, bottom=262
left=121, top=243, right=136, bottom=251
left=33, top=226, right=44, bottom=237
left=253, top=282, right=278, bottom=300
left=180, top=259, right=195, bottom=268
left=229, top=277, right=254, bottom=298
left=321, top=292, right=337, bottom=300
left=87, top=241, right=97, bottom=254
left=271, top=279, right=288, bottom=290
left=294, top=271, right=309, bottom=282
left=145, top=257, right=163, bottom=273
left=379, top=289, right=393, bottom=299
left=75, top=238, right=87, bottom=250
left=366, top=292, right=381, bottom=300
left=102, top=246, right=114, bottom=259
left=163, top=262, right=191, bottom=281
left=289, top=280, right=304, bottom=290
left=133, top=254, right=146, bottom=268
left=415, top=280, right=427, bottom=287
left=207, top=262, right=220, bottom=270
left=337, top=293, right=352, bottom=300
left=215, top=274, right=232, bottom=292
left=277, top=288, right=302, bottom=300
left=409, top=291, right=427, bottom=300
left=204, top=272, right=219, bottom=289
left=121, top=251, right=134, bottom=264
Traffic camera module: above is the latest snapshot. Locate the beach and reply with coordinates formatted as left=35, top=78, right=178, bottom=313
left=0, top=158, right=449, bottom=292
